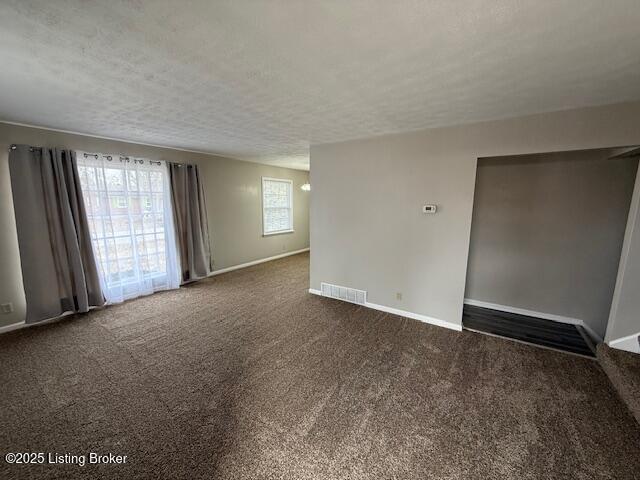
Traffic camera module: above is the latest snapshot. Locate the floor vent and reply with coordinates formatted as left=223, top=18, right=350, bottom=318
left=320, top=282, right=367, bottom=305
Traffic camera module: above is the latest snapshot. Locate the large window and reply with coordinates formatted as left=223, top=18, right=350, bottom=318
left=262, top=177, right=293, bottom=235
left=77, top=152, right=180, bottom=303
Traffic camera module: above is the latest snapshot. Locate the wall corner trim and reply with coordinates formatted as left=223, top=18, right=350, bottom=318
left=463, top=298, right=603, bottom=343
left=605, top=162, right=640, bottom=343
left=607, top=332, right=640, bottom=354
left=309, top=288, right=462, bottom=332
left=208, top=248, right=310, bottom=276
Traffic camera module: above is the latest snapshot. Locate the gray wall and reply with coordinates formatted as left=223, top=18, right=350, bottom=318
left=0, top=122, right=309, bottom=328
left=310, top=101, right=640, bottom=340
left=465, top=150, right=638, bottom=338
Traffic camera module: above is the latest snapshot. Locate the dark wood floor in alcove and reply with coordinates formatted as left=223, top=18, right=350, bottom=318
left=463, top=304, right=596, bottom=357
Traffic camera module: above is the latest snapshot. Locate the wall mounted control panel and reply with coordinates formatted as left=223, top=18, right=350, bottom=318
left=422, top=204, right=437, bottom=214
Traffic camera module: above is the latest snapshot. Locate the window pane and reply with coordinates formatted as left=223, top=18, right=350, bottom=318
left=264, top=180, right=287, bottom=196
left=156, top=253, right=167, bottom=273
left=126, top=195, right=139, bottom=214
left=83, top=192, right=101, bottom=214
left=108, top=260, right=121, bottom=282
left=115, top=236, right=134, bottom=258
left=139, top=255, right=150, bottom=274
left=102, top=217, right=114, bottom=237
left=119, top=258, right=135, bottom=280
left=149, top=171, right=163, bottom=192
left=264, top=207, right=291, bottom=233
left=96, top=193, right=110, bottom=215
left=105, top=238, right=117, bottom=258
left=93, top=241, right=106, bottom=264
left=111, top=196, right=127, bottom=210
left=264, top=193, right=289, bottom=208
left=136, top=234, right=157, bottom=254
left=88, top=217, right=104, bottom=239
left=138, top=171, right=151, bottom=192
left=152, top=194, right=164, bottom=213
left=131, top=215, right=144, bottom=235
left=148, top=254, right=159, bottom=273
left=143, top=214, right=156, bottom=233
left=154, top=214, right=165, bottom=233
left=105, top=168, right=124, bottom=191
left=76, top=154, right=179, bottom=301
left=78, top=166, right=89, bottom=187
left=127, top=170, right=138, bottom=190
left=84, top=167, right=98, bottom=189
left=112, top=216, right=131, bottom=236
left=157, top=236, right=166, bottom=253
left=263, top=179, right=292, bottom=233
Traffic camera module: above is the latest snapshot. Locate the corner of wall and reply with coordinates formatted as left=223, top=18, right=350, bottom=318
left=606, top=162, right=640, bottom=344
left=0, top=146, right=27, bottom=327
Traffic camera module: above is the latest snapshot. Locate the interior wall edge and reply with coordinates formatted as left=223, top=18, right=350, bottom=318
left=309, top=100, right=640, bottom=333
left=606, top=162, right=640, bottom=343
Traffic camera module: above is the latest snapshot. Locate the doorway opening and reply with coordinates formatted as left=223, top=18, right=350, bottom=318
left=464, top=147, right=640, bottom=357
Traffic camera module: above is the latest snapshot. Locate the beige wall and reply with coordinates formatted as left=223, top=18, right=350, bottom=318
left=465, top=150, right=638, bottom=338
left=310, top=101, right=640, bottom=339
left=0, top=122, right=309, bottom=328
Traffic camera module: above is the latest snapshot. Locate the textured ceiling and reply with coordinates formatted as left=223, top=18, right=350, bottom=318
left=1, top=1, right=640, bottom=170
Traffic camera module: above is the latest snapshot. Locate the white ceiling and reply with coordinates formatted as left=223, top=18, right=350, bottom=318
left=1, top=1, right=639, bottom=170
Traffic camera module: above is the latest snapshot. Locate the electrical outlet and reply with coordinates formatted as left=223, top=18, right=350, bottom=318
left=396, top=292, right=402, bottom=301
left=422, top=205, right=437, bottom=214
left=1, top=302, right=14, bottom=314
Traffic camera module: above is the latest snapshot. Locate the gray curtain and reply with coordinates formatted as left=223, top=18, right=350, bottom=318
left=9, top=145, right=104, bottom=323
left=168, top=162, right=212, bottom=282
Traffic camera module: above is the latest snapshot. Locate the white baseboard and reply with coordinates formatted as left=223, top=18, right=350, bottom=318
left=608, top=332, right=640, bottom=354
left=209, top=248, right=310, bottom=276
left=0, top=249, right=311, bottom=336
left=309, top=288, right=462, bottom=332
left=0, top=306, right=104, bottom=334
left=0, top=308, right=82, bottom=335
left=0, top=320, right=26, bottom=334
left=463, top=298, right=603, bottom=343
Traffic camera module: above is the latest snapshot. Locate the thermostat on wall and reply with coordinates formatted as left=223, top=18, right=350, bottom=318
left=422, top=204, right=437, bottom=214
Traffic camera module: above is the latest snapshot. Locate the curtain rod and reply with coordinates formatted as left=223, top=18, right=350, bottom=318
left=82, top=152, right=162, bottom=166
left=82, top=152, right=193, bottom=167
left=10, top=144, right=192, bottom=167
left=9, top=144, right=40, bottom=152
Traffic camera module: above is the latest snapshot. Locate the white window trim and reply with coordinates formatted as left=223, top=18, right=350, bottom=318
left=262, top=177, right=294, bottom=236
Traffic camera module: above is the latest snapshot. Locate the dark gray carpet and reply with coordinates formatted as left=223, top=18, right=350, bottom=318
left=1, top=252, right=639, bottom=479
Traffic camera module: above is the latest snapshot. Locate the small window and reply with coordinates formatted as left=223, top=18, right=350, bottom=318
left=112, top=196, right=127, bottom=209
left=262, top=177, right=293, bottom=235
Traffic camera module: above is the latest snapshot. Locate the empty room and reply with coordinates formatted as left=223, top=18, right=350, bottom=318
left=1, top=1, right=639, bottom=479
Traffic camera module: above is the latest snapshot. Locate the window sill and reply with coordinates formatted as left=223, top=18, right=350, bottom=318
left=263, top=229, right=295, bottom=237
